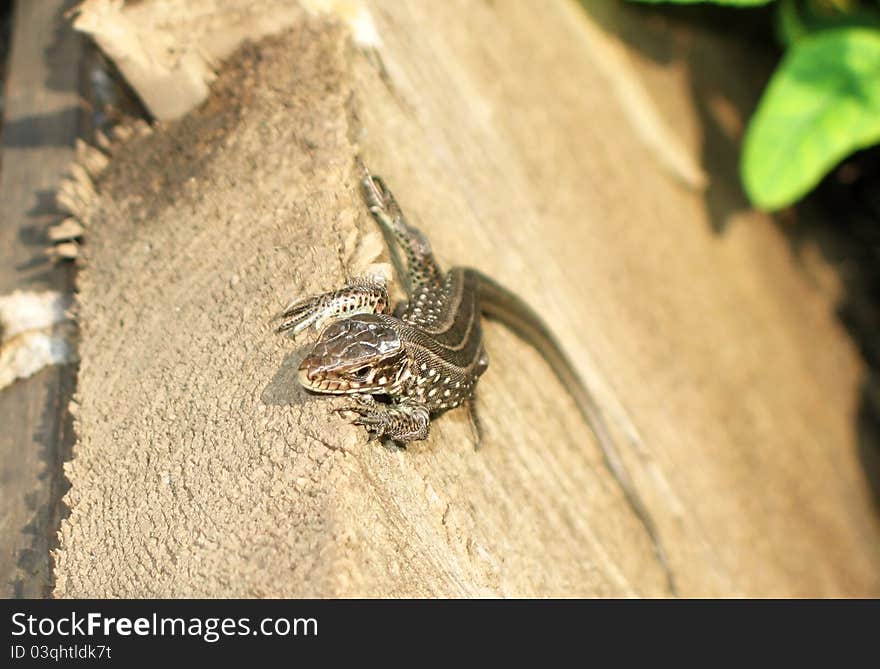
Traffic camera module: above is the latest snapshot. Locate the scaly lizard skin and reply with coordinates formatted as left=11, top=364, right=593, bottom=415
left=276, top=170, right=676, bottom=594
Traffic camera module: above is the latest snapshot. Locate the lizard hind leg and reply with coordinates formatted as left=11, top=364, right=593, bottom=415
left=468, top=346, right=489, bottom=449
left=466, top=393, right=484, bottom=451
left=361, top=173, right=444, bottom=292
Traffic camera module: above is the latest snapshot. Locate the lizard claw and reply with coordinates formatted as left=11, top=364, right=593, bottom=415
left=351, top=415, right=388, bottom=440
left=333, top=393, right=377, bottom=413
left=334, top=395, right=391, bottom=441
left=274, top=295, right=321, bottom=335
left=337, top=406, right=366, bottom=418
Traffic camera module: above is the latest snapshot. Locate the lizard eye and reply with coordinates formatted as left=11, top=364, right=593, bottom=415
left=353, top=366, right=371, bottom=379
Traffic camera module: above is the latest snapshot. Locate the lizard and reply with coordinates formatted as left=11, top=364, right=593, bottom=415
left=275, top=169, right=676, bottom=594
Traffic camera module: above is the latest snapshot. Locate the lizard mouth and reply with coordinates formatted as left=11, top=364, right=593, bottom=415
left=297, top=364, right=362, bottom=394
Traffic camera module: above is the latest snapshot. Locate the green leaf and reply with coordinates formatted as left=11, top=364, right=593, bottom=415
left=775, top=0, right=880, bottom=48
left=629, top=0, right=773, bottom=6
left=742, top=27, right=880, bottom=210
left=775, top=0, right=810, bottom=47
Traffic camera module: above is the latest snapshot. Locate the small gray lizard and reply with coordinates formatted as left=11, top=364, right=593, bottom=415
left=276, top=170, right=675, bottom=593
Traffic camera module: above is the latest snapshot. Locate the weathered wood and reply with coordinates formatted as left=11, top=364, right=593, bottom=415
left=0, top=0, right=81, bottom=598
left=53, top=0, right=880, bottom=597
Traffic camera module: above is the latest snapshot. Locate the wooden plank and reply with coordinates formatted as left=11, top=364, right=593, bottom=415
left=52, top=2, right=880, bottom=597
left=0, top=0, right=82, bottom=598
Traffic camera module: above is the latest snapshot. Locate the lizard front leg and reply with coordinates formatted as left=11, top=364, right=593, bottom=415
left=335, top=395, right=430, bottom=443
left=275, top=278, right=389, bottom=335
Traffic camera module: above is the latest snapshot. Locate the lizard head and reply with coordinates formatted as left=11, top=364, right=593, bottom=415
left=297, top=314, right=409, bottom=394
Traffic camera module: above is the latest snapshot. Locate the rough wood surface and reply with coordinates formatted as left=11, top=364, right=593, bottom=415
left=54, top=0, right=880, bottom=597
left=0, top=0, right=81, bottom=598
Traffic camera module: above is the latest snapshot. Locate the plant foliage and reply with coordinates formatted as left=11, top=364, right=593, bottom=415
left=630, top=0, right=880, bottom=211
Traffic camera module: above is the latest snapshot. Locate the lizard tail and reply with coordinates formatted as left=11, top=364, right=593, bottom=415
left=468, top=269, right=677, bottom=595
